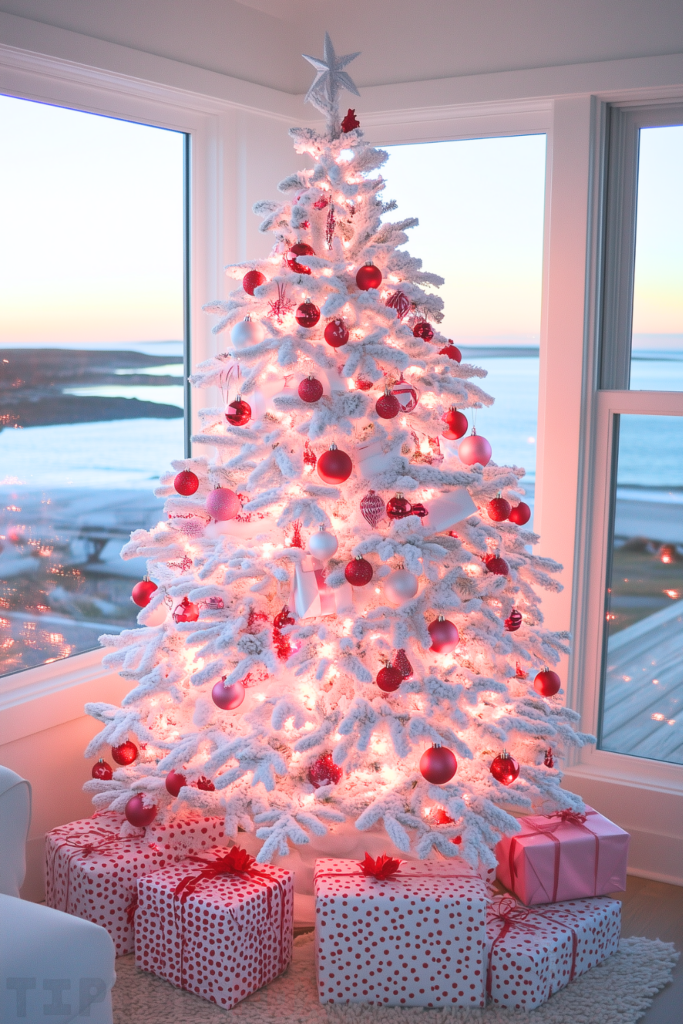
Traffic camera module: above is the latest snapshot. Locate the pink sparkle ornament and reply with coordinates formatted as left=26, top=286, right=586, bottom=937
left=458, top=430, right=492, bottom=467
left=212, top=678, right=246, bottom=710
left=428, top=615, right=459, bottom=653
left=206, top=487, right=241, bottom=522
left=360, top=490, right=384, bottom=527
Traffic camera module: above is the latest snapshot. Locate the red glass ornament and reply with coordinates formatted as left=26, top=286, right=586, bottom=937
left=544, top=748, right=555, bottom=768
left=376, top=665, right=402, bottom=692
left=243, top=269, right=266, bottom=294
left=165, top=770, right=186, bottom=796
left=225, top=396, right=251, bottom=426
left=442, top=408, right=468, bottom=440
left=174, top=470, right=199, bottom=496
left=459, top=430, right=492, bottom=467
left=341, top=108, right=360, bottom=132
left=196, top=776, right=215, bottom=791
left=298, top=376, right=323, bottom=403
left=434, top=808, right=454, bottom=825
left=286, top=242, right=314, bottom=274
left=439, top=342, right=462, bottom=362
left=212, top=678, right=246, bottom=710
left=505, top=608, right=523, bottom=632
left=413, top=320, right=434, bottom=341
left=345, top=556, right=373, bottom=587
left=509, top=502, right=531, bottom=526
left=410, top=503, right=428, bottom=518
left=487, top=497, right=511, bottom=522
left=125, top=794, right=157, bottom=828
left=490, top=751, right=520, bottom=786
left=484, top=554, right=509, bottom=577
left=317, top=444, right=352, bottom=484
left=173, top=596, right=199, bottom=623
left=355, top=376, right=373, bottom=390
left=419, top=745, right=457, bottom=784
left=534, top=669, right=561, bottom=697
left=324, top=319, right=349, bottom=348
left=273, top=606, right=295, bottom=661
left=112, top=741, right=138, bottom=766
left=91, top=759, right=113, bottom=780
left=393, top=648, right=413, bottom=678
left=360, top=490, right=384, bottom=527
left=309, top=753, right=343, bottom=788
left=386, top=493, right=412, bottom=519
left=132, top=579, right=157, bottom=608
left=356, top=263, right=382, bottom=290
left=428, top=616, right=459, bottom=654
left=375, top=389, right=400, bottom=419
left=295, top=300, right=320, bottom=328
left=391, top=374, right=419, bottom=413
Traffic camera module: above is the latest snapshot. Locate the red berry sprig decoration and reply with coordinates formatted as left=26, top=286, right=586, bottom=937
left=341, top=108, right=360, bottom=132
left=419, top=744, right=457, bottom=784
left=324, top=319, right=349, bottom=347
left=345, top=556, right=373, bottom=587
left=376, top=664, right=402, bottom=692
left=317, top=444, right=352, bottom=484
left=442, top=407, right=468, bottom=440
left=243, top=269, right=266, bottom=294
left=111, top=740, right=138, bottom=766
left=428, top=615, right=459, bottom=653
left=308, top=753, right=342, bottom=788
left=509, top=501, right=531, bottom=526
left=196, top=776, right=215, bottom=791
left=165, top=770, right=186, bottom=796
left=490, top=750, right=520, bottom=786
left=487, top=496, right=511, bottom=522
left=412, top=320, right=434, bottom=341
left=375, top=388, right=400, bottom=419
left=298, top=375, right=323, bottom=403
left=225, top=395, right=251, bottom=426
left=174, top=469, right=199, bottom=495
left=286, top=242, right=314, bottom=274
left=504, top=608, right=523, bottom=632
left=295, top=299, right=320, bottom=328
left=125, top=794, right=157, bottom=828
left=91, top=759, right=113, bottom=780
left=534, top=669, right=561, bottom=697
left=356, top=262, right=382, bottom=290
left=132, top=578, right=157, bottom=607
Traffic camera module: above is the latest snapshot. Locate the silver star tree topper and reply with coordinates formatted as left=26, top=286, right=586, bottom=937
left=302, top=32, right=361, bottom=138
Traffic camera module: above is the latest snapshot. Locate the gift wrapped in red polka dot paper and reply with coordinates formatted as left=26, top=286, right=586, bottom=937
left=45, top=811, right=225, bottom=956
left=134, top=846, right=294, bottom=1008
left=314, top=856, right=489, bottom=1007
left=486, top=894, right=621, bottom=1009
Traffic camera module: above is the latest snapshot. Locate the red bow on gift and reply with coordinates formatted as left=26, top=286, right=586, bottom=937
left=359, top=853, right=402, bottom=881
left=549, top=808, right=588, bottom=826
left=173, top=846, right=265, bottom=904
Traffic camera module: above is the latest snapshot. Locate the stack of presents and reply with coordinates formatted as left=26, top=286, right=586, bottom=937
left=45, top=805, right=629, bottom=1011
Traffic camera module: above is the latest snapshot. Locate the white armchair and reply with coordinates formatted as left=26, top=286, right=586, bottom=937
left=0, top=766, right=116, bottom=1024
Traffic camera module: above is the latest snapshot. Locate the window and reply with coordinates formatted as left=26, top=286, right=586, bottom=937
left=384, top=135, right=546, bottom=520
left=0, top=96, right=188, bottom=676
left=596, top=106, right=683, bottom=766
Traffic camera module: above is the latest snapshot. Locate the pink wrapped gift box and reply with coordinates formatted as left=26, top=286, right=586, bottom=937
left=495, top=807, right=629, bottom=906
left=45, top=811, right=225, bottom=955
left=486, top=894, right=622, bottom=1009
left=135, top=846, right=294, bottom=1008
left=314, top=857, right=489, bottom=1008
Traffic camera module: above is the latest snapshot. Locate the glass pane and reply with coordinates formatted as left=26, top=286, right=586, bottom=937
left=384, top=135, right=545, bottom=519
left=631, top=124, right=683, bottom=390
left=0, top=96, right=186, bottom=676
left=600, top=413, right=683, bottom=764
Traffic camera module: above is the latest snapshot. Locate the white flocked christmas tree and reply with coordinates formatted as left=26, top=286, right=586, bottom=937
left=84, top=35, right=594, bottom=876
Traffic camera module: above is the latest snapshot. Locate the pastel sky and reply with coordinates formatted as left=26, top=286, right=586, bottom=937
left=0, top=94, right=184, bottom=346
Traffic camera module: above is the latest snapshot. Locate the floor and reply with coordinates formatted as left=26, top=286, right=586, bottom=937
left=609, top=875, right=683, bottom=1023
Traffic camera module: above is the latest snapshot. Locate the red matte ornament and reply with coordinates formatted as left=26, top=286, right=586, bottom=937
left=295, top=300, right=320, bottom=328
left=341, top=108, right=360, bottom=133
left=212, top=678, right=246, bottom=710
left=206, top=486, right=241, bottom=521
left=393, top=648, right=413, bottom=678
left=505, top=608, right=523, bottom=632
left=375, top=389, right=400, bottom=419
left=225, top=396, right=251, bottom=426
left=132, top=579, right=157, bottom=608
left=458, top=430, right=492, bottom=466
left=308, top=753, right=342, bottom=788
left=412, top=320, right=434, bottom=341
left=386, top=493, right=412, bottom=519
left=298, top=376, right=323, bottom=403
left=286, top=242, right=314, bottom=274
left=165, top=770, right=186, bottom=796
left=91, top=759, right=113, bottom=781
left=356, top=263, right=382, bottom=290
left=534, top=669, right=562, bottom=697
left=345, top=556, right=373, bottom=587
left=439, top=342, right=462, bottom=362
left=487, top=497, right=512, bottom=522
left=490, top=750, right=520, bottom=785
left=324, top=319, right=349, bottom=348
left=509, top=501, right=531, bottom=526
left=243, top=269, right=266, bottom=295
left=442, top=408, right=468, bottom=440
left=376, top=665, right=402, bottom=692
left=428, top=615, right=459, bottom=653
left=360, top=852, right=401, bottom=880
left=196, top=776, right=215, bottom=791
left=112, top=741, right=138, bottom=766
left=173, top=596, right=199, bottom=623
left=317, top=444, right=352, bottom=484
left=174, top=470, right=199, bottom=496
left=125, top=794, right=157, bottom=828
left=484, top=554, right=509, bottom=577
left=419, top=744, right=457, bottom=784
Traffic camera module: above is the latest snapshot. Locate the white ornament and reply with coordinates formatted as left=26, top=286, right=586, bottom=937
left=141, top=602, right=168, bottom=627
left=302, top=33, right=360, bottom=131
left=384, top=568, right=419, bottom=607
left=230, top=316, right=264, bottom=349
left=308, top=526, right=338, bottom=560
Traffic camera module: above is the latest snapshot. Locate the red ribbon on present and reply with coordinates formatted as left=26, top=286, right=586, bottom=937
left=170, top=847, right=288, bottom=990
left=126, top=893, right=138, bottom=925
left=359, top=852, right=402, bottom=881
left=508, top=808, right=601, bottom=903
left=314, top=857, right=476, bottom=887
left=486, top=895, right=580, bottom=1000
left=47, top=825, right=138, bottom=912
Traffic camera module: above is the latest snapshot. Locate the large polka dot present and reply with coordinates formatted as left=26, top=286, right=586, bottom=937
left=135, top=845, right=294, bottom=1008
left=314, top=855, right=489, bottom=1007
left=486, top=894, right=622, bottom=1009
left=45, top=812, right=226, bottom=956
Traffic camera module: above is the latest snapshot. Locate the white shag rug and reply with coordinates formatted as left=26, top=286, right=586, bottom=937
left=113, top=932, right=678, bottom=1024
